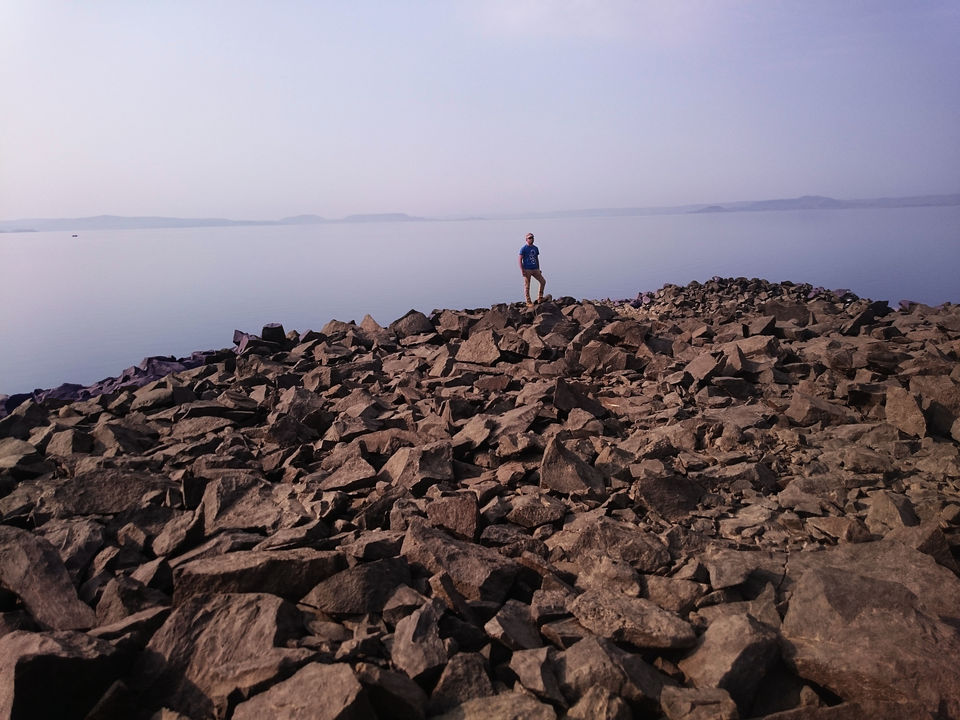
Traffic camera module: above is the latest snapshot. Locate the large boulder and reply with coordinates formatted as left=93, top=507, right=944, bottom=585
left=49, top=470, right=176, bottom=517
left=301, top=557, right=411, bottom=615
left=133, top=593, right=311, bottom=719
left=0, top=630, right=124, bottom=719
left=677, top=613, right=779, bottom=713
left=401, top=522, right=519, bottom=603
left=232, top=662, right=374, bottom=720
left=173, top=548, right=346, bottom=604
left=569, top=588, right=696, bottom=650
left=779, top=541, right=960, bottom=717
left=378, top=442, right=454, bottom=496
left=539, top=437, right=605, bottom=498
left=0, top=526, right=95, bottom=630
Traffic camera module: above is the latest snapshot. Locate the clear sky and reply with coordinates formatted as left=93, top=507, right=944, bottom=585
left=1, top=1, right=958, bottom=220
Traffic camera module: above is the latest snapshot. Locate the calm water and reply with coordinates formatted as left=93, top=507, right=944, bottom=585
left=2, top=206, right=958, bottom=395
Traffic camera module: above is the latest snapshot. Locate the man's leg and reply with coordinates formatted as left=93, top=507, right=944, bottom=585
left=534, top=271, right=546, bottom=302
left=523, top=272, right=533, bottom=304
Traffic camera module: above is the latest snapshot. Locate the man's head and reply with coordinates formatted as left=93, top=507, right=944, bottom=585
left=525, top=233, right=535, bottom=245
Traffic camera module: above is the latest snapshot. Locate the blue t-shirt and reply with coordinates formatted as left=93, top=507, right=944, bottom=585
left=519, top=244, right=540, bottom=270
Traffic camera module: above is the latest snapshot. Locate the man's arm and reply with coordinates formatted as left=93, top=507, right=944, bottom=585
left=518, top=254, right=524, bottom=272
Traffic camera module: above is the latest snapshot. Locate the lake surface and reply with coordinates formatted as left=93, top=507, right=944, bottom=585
left=2, top=205, right=958, bottom=395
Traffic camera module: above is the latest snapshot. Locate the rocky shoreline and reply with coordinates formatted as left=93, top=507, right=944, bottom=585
left=1, top=277, right=959, bottom=719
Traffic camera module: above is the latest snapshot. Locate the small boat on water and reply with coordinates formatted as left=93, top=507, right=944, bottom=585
left=72, top=234, right=78, bottom=238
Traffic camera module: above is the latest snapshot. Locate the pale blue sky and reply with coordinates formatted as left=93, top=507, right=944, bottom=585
left=1, top=1, right=957, bottom=220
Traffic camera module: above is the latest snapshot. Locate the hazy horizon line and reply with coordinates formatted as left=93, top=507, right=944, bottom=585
left=3, top=190, right=959, bottom=226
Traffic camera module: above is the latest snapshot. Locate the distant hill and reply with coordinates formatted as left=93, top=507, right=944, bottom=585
left=1, top=194, right=956, bottom=232
left=342, top=213, right=426, bottom=223
left=687, top=193, right=960, bottom=214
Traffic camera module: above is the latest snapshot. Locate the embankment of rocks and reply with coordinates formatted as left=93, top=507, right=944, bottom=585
left=1, top=276, right=959, bottom=719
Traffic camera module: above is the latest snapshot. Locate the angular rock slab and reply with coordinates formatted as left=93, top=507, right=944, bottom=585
left=49, top=470, right=176, bottom=517
left=0, top=526, right=96, bottom=630
left=659, top=686, right=739, bottom=720
left=565, top=685, right=631, bottom=720
left=509, top=647, right=565, bottom=706
left=539, top=437, right=605, bottom=498
left=484, top=599, right=543, bottom=650
left=301, top=557, right=411, bottom=615
left=677, top=613, right=779, bottom=712
left=455, top=329, right=501, bottom=365
left=0, top=630, right=124, bottom=720
left=201, top=473, right=304, bottom=535
left=781, top=565, right=960, bottom=717
left=401, top=522, right=519, bottom=603
left=378, top=442, right=454, bottom=496
left=432, top=691, right=556, bottom=720
left=135, top=592, right=311, bottom=719
left=548, top=514, right=671, bottom=573
left=232, top=662, right=374, bottom=720
left=173, top=548, right=346, bottom=604
left=569, top=588, right=696, bottom=650
left=355, top=661, right=428, bottom=720
left=428, top=652, right=493, bottom=715
left=391, top=601, right=447, bottom=683
left=555, top=636, right=665, bottom=711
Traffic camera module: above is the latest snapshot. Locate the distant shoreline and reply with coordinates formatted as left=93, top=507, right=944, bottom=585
left=1, top=192, right=957, bottom=233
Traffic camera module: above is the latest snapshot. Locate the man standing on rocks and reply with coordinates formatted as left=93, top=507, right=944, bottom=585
left=519, top=232, right=546, bottom=307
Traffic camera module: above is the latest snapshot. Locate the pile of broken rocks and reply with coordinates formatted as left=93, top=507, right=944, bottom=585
left=1, top=276, right=959, bottom=720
